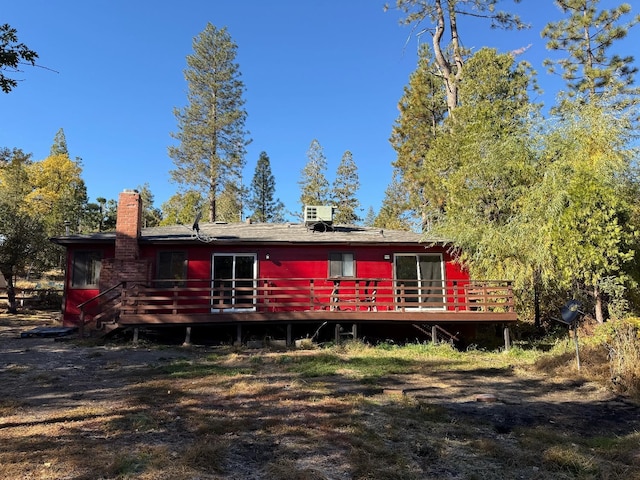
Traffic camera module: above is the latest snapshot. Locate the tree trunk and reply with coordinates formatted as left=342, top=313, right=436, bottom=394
left=1, top=269, right=18, bottom=314
left=533, top=268, right=541, bottom=329
left=594, top=284, right=605, bottom=323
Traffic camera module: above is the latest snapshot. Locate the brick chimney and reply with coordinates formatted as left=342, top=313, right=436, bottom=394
left=115, top=189, right=142, bottom=260
left=99, top=189, right=152, bottom=290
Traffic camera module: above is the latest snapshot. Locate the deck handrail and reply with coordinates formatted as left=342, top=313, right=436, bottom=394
left=119, top=278, right=514, bottom=316
left=77, top=281, right=128, bottom=336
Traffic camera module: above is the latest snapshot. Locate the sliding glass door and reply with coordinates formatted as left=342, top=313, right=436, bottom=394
left=212, top=254, right=257, bottom=311
left=394, top=254, right=445, bottom=310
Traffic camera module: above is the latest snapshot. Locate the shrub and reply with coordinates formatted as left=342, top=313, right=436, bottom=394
left=592, top=317, right=640, bottom=397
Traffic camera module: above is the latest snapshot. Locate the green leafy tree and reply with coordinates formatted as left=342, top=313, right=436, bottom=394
left=298, top=139, right=330, bottom=208
left=0, top=204, right=47, bottom=313
left=169, top=23, right=250, bottom=222
left=331, top=150, right=361, bottom=225
left=0, top=24, right=38, bottom=93
left=25, top=154, right=87, bottom=237
left=542, top=0, right=640, bottom=100
left=136, top=183, right=162, bottom=228
left=423, top=49, right=542, bottom=316
left=0, top=149, right=46, bottom=312
left=528, top=98, right=637, bottom=323
left=386, top=0, right=526, bottom=116
left=160, top=190, right=206, bottom=226
left=248, top=151, right=285, bottom=223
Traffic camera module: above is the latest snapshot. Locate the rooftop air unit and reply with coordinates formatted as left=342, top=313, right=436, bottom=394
left=304, top=205, right=334, bottom=227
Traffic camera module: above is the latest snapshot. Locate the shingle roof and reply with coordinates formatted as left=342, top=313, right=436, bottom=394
left=52, top=222, right=447, bottom=246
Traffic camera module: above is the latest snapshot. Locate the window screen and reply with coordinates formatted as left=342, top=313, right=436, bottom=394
left=71, top=251, right=102, bottom=288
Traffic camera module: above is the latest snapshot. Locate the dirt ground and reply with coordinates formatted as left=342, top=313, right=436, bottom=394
left=1, top=313, right=640, bottom=479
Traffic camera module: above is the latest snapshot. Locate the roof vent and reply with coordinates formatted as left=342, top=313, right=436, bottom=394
left=304, top=205, right=334, bottom=226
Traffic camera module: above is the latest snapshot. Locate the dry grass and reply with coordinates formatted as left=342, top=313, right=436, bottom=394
left=2, top=316, right=640, bottom=479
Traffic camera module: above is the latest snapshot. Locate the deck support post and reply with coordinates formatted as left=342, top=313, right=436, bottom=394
left=133, top=327, right=139, bottom=344
left=432, top=325, right=438, bottom=345
left=352, top=323, right=358, bottom=340
left=286, top=324, right=292, bottom=347
left=183, top=326, right=192, bottom=346
left=334, top=324, right=341, bottom=344
left=236, top=324, right=242, bottom=346
left=503, top=326, right=511, bottom=351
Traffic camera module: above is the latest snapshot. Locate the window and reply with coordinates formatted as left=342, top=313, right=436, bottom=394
left=329, top=252, right=355, bottom=278
left=156, top=251, right=187, bottom=287
left=72, top=251, right=102, bottom=288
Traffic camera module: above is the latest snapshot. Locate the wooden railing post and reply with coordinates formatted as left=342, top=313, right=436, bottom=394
left=309, top=279, right=315, bottom=310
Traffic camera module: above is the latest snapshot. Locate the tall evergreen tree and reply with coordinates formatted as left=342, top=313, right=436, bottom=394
left=49, top=128, right=68, bottom=156
left=331, top=151, right=361, bottom=225
left=169, top=23, right=250, bottom=222
left=374, top=169, right=413, bottom=231
left=363, top=206, right=377, bottom=227
left=542, top=0, right=640, bottom=100
left=390, top=44, right=447, bottom=226
left=298, top=139, right=330, bottom=209
left=248, top=151, right=285, bottom=223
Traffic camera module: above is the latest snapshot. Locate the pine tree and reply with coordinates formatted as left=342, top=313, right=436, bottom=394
left=169, top=23, right=250, bottom=222
left=298, top=139, right=330, bottom=209
left=50, top=128, right=69, bottom=156
left=390, top=44, right=447, bottom=226
left=363, top=206, right=376, bottom=227
left=331, top=151, right=361, bottom=225
left=248, top=151, right=285, bottom=223
left=374, top=169, right=413, bottom=231
left=542, top=0, right=640, bottom=100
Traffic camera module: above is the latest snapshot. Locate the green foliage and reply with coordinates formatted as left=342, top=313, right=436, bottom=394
left=298, top=139, right=330, bottom=209
left=0, top=23, right=38, bottom=93
left=428, top=48, right=539, bottom=285
left=387, top=1, right=527, bottom=115
left=247, top=151, right=285, bottom=222
left=374, top=169, right=413, bottom=231
left=591, top=317, right=640, bottom=396
left=49, top=128, right=68, bottom=156
left=331, top=150, right=361, bottom=224
left=542, top=0, right=640, bottom=99
left=160, top=190, right=205, bottom=226
left=169, top=23, right=250, bottom=222
left=136, top=183, right=162, bottom=227
left=530, top=98, right=637, bottom=321
left=390, top=44, right=447, bottom=226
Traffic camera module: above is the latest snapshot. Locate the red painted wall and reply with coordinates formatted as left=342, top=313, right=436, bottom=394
left=62, top=242, right=470, bottom=324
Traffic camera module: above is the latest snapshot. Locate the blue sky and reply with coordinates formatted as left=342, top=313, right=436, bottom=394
left=3, top=1, right=639, bottom=222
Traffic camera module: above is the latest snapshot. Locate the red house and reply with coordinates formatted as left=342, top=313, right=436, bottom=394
left=52, top=190, right=517, bottom=346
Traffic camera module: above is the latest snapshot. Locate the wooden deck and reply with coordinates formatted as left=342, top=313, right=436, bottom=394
left=81, top=278, right=517, bottom=331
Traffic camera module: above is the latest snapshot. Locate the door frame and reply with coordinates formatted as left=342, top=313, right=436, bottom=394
left=393, top=253, right=445, bottom=311
left=211, top=253, right=257, bottom=312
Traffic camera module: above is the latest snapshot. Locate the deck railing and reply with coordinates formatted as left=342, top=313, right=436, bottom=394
left=117, top=278, right=515, bottom=316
